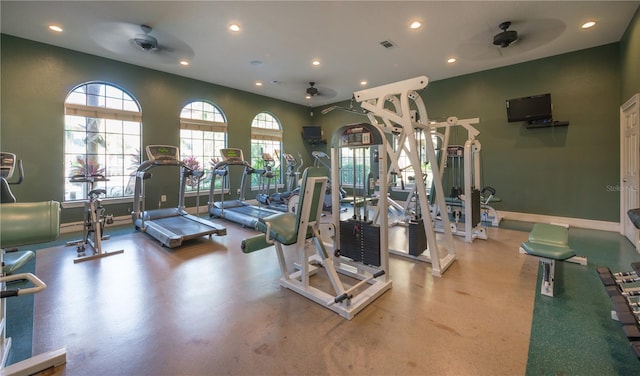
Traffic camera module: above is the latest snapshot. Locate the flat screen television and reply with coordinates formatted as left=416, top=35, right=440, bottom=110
left=506, top=93, right=552, bottom=123
left=302, top=125, right=323, bottom=142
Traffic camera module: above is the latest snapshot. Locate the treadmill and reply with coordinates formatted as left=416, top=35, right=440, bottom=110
left=132, top=145, right=226, bottom=248
left=208, top=148, right=280, bottom=228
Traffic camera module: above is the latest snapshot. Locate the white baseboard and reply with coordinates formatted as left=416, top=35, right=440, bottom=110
left=59, top=206, right=211, bottom=234
left=58, top=207, right=620, bottom=234
left=498, top=210, right=619, bottom=232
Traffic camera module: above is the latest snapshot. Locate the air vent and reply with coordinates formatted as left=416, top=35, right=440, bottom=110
left=379, top=40, right=397, bottom=49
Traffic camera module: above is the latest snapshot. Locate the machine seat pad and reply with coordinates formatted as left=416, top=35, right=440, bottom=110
left=0, top=201, right=60, bottom=248
left=255, top=212, right=298, bottom=246
left=528, top=223, right=569, bottom=247
left=521, top=241, right=575, bottom=260
left=2, top=250, right=35, bottom=274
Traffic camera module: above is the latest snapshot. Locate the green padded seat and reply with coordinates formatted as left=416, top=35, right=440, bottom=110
left=0, top=201, right=60, bottom=248
left=2, top=250, right=35, bottom=274
left=528, top=223, right=568, bottom=247
left=522, top=223, right=575, bottom=260
left=521, top=241, right=575, bottom=260
left=255, top=167, right=328, bottom=246
left=242, top=167, right=328, bottom=253
left=255, top=212, right=298, bottom=246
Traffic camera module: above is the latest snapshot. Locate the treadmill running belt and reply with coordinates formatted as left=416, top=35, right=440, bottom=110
left=153, top=216, right=218, bottom=237
left=232, top=205, right=279, bottom=218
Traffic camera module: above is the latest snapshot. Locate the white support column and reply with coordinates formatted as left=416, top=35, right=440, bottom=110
left=355, top=76, right=456, bottom=276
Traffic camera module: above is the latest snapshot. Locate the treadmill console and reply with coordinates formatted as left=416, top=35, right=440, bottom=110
left=146, top=145, right=179, bottom=162
left=0, top=152, right=16, bottom=179
left=220, top=148, right=246, bottom=165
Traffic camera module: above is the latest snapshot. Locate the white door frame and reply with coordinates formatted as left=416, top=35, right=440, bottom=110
left=620, top=93, right=640, bottom=252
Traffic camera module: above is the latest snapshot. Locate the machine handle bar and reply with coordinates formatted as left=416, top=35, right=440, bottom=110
left=0, top=272, right=47, bottom=299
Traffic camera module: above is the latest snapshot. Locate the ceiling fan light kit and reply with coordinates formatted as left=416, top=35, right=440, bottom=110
left=493, top=21, right=518, bottom=48
left=132, top=24, right=158, bottom=51
left=306, top=82, right=319, bottom=97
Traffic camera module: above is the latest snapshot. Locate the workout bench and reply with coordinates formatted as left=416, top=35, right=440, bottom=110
left=519, top=223, right=587, bottom=297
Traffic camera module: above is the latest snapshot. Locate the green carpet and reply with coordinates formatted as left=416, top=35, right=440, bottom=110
left=524, top=226, right=640, bottom=375
left=4, top=224, right=135, bottom=365
left=7, top=219, right=640, bottom=372
left=4, top=256, right=36, bottom=366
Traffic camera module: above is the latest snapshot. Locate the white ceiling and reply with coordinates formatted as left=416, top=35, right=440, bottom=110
left=2, top=1, right=638, bottom=106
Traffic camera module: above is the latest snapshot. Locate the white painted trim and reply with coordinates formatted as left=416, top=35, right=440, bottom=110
left=498, top=210, right=619, bottom=232
left=59, top=206, right=212, bottom=234
left=58, top=207, right=620, bottom=235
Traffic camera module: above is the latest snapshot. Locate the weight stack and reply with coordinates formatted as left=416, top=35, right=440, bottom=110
left=408, top=219, right=427, bottom=257
left=471, top=188, right=481, bottom=227
left=339, top=220, right=381, bottom=266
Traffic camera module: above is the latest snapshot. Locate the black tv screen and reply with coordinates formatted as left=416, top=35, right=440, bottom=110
left=302, top=125, right=322, bottom=140
left=506, top=93, right=552, bottom=122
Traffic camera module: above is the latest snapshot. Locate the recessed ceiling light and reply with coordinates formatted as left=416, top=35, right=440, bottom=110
left=179, top=60, right=190, bottom=66
left=360, top=80, right=368, bottom=86
left=410, top=21, right=422, bottom=30
left=49, top=25, right=63, bottom=33
left=229, top=24, right=240, bottom=32
left=447, top=58, right=456, bottom=63
left=581, top=21, right=596, bottom=29
left=255, top=81, right=263, bottom=86
left=312, top=59, right=320, bottom=66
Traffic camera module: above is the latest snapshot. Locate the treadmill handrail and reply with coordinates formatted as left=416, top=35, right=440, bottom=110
left=212, top=159, right=251, bottom=170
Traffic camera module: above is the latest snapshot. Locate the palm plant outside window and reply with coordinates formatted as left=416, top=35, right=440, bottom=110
left=250, top=112, right=283, bottom=188
left=64, top=82, right=141, bottom=202
left=179, top=101, right=227, bottom=193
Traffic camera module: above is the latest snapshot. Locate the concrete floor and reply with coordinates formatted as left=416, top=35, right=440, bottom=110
left=30, top=220, right=538, bottom=375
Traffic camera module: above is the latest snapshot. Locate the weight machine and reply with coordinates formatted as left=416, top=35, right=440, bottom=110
left=242, top=122, right=392, bottom=320
left=66, top=174, right=124, bottom=263
left=0, top=152, right=36, bottom=277
left=1, top=201, right=67, bottom=375
left=429, top=117, right=493, bottom=243
left=353, top=76, right=456, bottom=276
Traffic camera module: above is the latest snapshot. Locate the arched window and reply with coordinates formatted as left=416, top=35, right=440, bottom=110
left=250, top=112, right=283, bottom=188
left=64, top=82, right=142, bottom=202
left=179, top=101, right=227, bottom=192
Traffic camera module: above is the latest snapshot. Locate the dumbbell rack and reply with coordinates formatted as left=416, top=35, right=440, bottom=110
left=598, top=262, right=640, bottom=357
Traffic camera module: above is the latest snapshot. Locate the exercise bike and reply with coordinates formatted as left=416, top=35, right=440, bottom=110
left=66, top=174, right=124, bottom=263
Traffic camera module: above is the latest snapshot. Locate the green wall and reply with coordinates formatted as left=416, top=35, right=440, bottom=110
left=621, top=5, right=640, bottom=101
left=0, top=35, right=311, bottom=223
left=1, top=27, right=634, bottom=224
left=317, top=44, right=622, bottom=222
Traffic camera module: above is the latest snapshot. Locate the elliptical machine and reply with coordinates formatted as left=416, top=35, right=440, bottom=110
left=66, top=174, right=124, bottom=263
left=257, top=151, right=302, bottom=212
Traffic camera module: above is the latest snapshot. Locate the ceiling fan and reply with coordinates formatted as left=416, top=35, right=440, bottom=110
left=493, top=21, right=518, bottom=48
left=456, top=18, right=564, bottom=60
left=89, top=22, right=194, bottom=64
left=132, top=25, right=159, bottom=51
left=306, top=82, right=319, bottom=98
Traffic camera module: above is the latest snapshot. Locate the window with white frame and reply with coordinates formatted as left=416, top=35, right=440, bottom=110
left=64, top=82, right=141, bottom=202
left=394, top=131, right=438, bottom=192
left=339, top=147, right=371, bottom=191
left=179, top=101, right=227, bottom=193
left=250, top=112, right=282, bottom=188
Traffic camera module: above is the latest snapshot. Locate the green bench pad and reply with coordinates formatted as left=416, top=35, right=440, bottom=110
left=0, top=201, right=60, bottom=248
left=521, top=241, right=575, bottom=260
left=2, top=250, right=35, bottom=274
left=528, top=223, right=569, bottom=247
